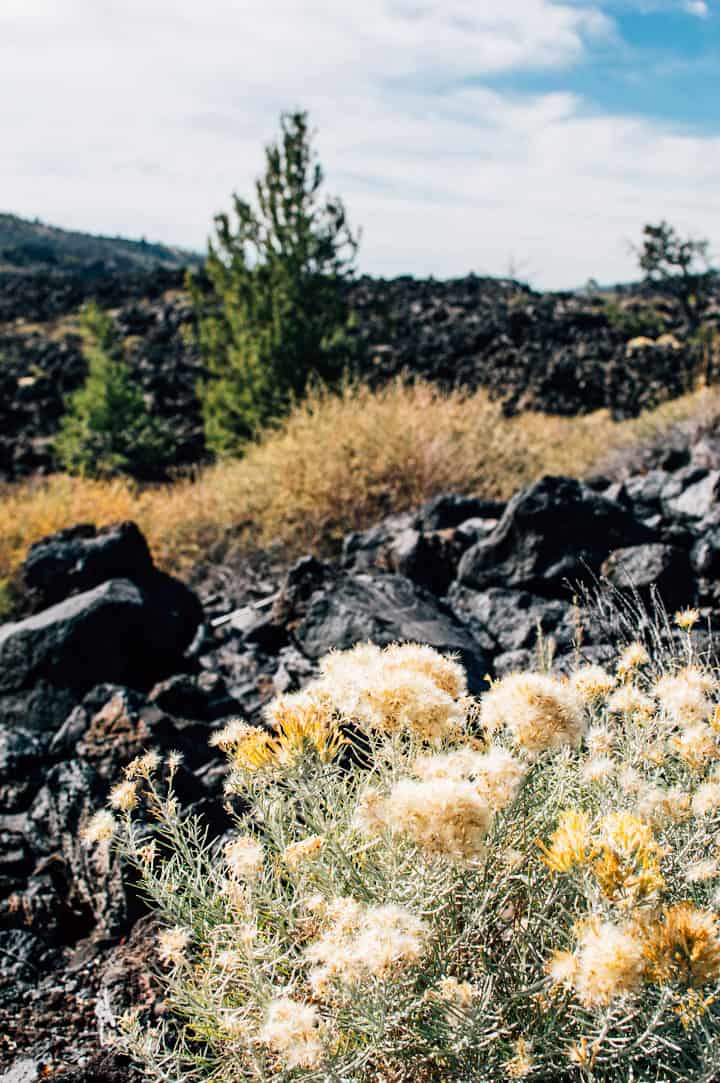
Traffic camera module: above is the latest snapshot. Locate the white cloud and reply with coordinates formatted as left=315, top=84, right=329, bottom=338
left=684, top=0, right=710, bottom=15
left=0, top=0, right=717, bottom=288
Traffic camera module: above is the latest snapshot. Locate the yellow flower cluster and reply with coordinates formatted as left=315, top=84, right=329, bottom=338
left=213, top=691, right=344, bottom=775
left=213, top=642, right=473, bottom=777
left=538, top=810, right=592, bottom=874
left=640, top=904, right=720, bottom=988
left=548, top=903, right=720, bottom=1006
left=540, top=810, right=665, bottom=902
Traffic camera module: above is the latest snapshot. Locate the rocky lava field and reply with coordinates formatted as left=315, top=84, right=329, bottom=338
left=5, top=413, right=720, bottom=1078
left=1, top=265, right=717, bottom=480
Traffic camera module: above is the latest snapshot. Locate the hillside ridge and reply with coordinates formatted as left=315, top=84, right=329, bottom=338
left=0, top=212, right=201, bottom=274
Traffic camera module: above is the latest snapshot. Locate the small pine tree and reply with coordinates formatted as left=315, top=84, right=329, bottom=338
left=55, top=302, right=170, bottom=478
left=191, top=110, right=360, bottom=455
left=637, top=221, right=714, bottom=331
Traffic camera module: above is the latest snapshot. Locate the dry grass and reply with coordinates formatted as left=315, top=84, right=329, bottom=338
left=0, top=379, right=716, bottom=611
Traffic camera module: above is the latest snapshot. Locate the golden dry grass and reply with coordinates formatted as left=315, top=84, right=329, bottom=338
left=0, top=379, right=716, bottom=611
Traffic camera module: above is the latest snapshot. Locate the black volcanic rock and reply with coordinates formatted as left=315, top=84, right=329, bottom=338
left=448, top=585, right=579, bottom=656
left=416, top=493, right=506, bottom=531
left=288, top=570, right=490, bottom=693
left=23, top=522, right=154, bottom=608
left=457, top=475, right=654, bottom=596
left=601, top=543, right=693, bottom=608
left=0, top=577, right=201, bottom=730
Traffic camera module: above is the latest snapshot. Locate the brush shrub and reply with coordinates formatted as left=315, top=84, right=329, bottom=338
left=96, top=620, right=720, bottom=1082
left=55, top=303, right=171, bottom=479
left=0, top=382, right=715, bottom=619
left=191, top=110, right=359, bottom=455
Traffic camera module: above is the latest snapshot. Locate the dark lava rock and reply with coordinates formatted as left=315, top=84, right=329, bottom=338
left=341, top=513, right=416, bottom=573
left=48, top=1051, right=141, bottom=1083
left=29, top=760, right=129, bottom=937
left=458, top=475, right=653, bottom=596
left=0, top=928, right=59, bottom=983
left=601, top=543, right=693, bottom=608
left=622, top=470, right=670, bottom=516
left=449, top=585, right=581, bottom=655
left=0, top=270, right=711, bottom=483
left=0, top=577, right=201, bottom=730
left=692, top=526, right=720, bottom=578
left=23, top=522, right=154, bottom=608
left=664, top=470, right=720, bottom=521
left=416, top=493, right=506, bottom=531
left=148, top=672, right=229, bottom=720
left=0, top=727, right=49, bottom=810
left=345, top=525, right=460, bottom=596
left=290, top=571, right=490, bottom=692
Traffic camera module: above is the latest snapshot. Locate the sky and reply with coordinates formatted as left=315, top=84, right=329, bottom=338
left=1, top=0, right=718, bottom=289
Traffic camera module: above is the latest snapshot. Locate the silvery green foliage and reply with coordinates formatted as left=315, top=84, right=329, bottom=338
left=103, top=637, right=720, bottom=1082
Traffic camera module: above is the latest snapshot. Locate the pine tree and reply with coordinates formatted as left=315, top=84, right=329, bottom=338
left=55, top=302, right=170, bottom=478
left=637, top=221, right=714, bottom=331
left=191, top=110, right=360, bottom=455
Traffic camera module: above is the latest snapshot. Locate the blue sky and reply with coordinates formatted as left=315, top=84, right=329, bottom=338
left=488, top=3, right=719, bottom=134
left=0, top=0, right=718, bottom=288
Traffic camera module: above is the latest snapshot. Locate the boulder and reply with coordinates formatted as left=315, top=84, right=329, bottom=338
left=601, top=543, right=693, bottom=608
left=290, top=571, right=490, bottom=692
left=457, top=475, right=653, bottom=596
left=416, top=493, right=505, bottom=531
left=23, top=521, right=154, bottom=608
left=0, top=577, right=201, bottom=730
left=342, top=512, right=416, bottom=573
left=622, top=470, right=669, bottom=515
left=449, top=586, right=579, bottom=655
left=344, top=521, right=461, bottom=596
left=663, top=470, right=720, bottom=521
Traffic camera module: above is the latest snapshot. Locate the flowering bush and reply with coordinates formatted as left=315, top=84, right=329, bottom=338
left=91, top=627, right=720, bottom=1081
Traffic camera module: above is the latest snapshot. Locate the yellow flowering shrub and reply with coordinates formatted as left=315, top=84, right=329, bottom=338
left=99, top=635, right=720, bottom=1082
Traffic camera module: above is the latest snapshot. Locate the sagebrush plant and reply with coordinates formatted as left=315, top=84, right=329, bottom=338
left=87, top=618, right=720, bottom=1082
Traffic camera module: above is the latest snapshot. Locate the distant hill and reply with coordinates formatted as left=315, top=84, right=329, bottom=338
left=0, top=212, right=202, bottom=274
